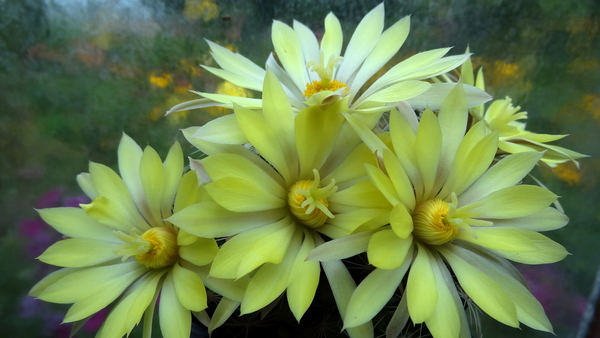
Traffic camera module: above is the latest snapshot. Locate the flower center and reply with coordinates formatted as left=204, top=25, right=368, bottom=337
left=114, top=227, right=179, bottom=269
left=412, top=198, right=458, bottom=246
left=288, top=169, right=337, bottom=228
left=303, top=53, right=347, bottom=98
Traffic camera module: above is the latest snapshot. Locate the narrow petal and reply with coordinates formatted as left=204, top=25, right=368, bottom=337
left=490, top=207, right=569, bottom=232
left=38, top=238, right=117, bottom=268
left=96, top=270, right=164, bottom=338
left=205, top=40, right=265, bottom=84
left=206, top=177, right=286, bottom=212
left=425, top=256, right=461, bottom=338
left=473, top=185, right=557, bottom=219
left=263, top=70, right=299, bottom=177
left=383, top=149, right=416, bottom=211
left=438, top=247, right=519, bottom=327
left=287, top=230, right=320, bottom=321
left=272, top=20, right=308, bottom=91
left=490, top=229, right=569, bottom=264
left=159, top=271, right=191, bottom=338
left=210, top=218, right=292, bottom=279
left=187, top=264, right=248, bottom=302
left=202, top=153, right=285, bottom=197
left=190, top=113, right=247, bottom=144
left=87, top=162, right=149, bottom=231
left=447, top=244, right=553, bottom=332
left=345, top=249, right=414, bottom=328
left=208, top=298, right=240, bottom=334
left=321, top=13, right=343, bottom=66
left=328, top=180, right=389, bottom=209
left=293, top=20, right=320, bottom=67
left=62, top=264, right=148, bottom=322
left=415, top=109, right=442, bottom=200
left=390, top=203, right=414, bottom=239
left=364, top=164, right=400, bottom=205
left=234, top=103, right=294, bottom=182
left=161, top=141, right=184, bottom=219
left=295, top=99, right=346, bottom=178
left=348, top=16, right=410, bottom=100
left=455, top=227, right=536, bottom=252
left=139, top=146, right=165, bottom=227
left=307, top=230, right=373, bottom=261
left=169, top=201, right=285, bottom=238
left=118, top=133, right=151, bottom=225
left=201, top=66, right=263, bottom=91
left=406, top=244, right=438, bottom=323
left=30, top=268, right=75, bottom=297
left=237, top=220, right=296, bottom=278
left=37, top=207, right=117, bottom=242
left=357, top=80, right=431, bottom=106
left=405, top=83, right=492, bottom=110
left=336, top=3, right=384, bottom=83
left=240, top=228, right=302, bottom=315
left=459, top=152, right=543, bottom=205
left=436, top=81, right=468, bottom=190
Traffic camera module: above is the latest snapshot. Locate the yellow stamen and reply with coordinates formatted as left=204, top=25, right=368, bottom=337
left=288, top=169, right=337, bottom=228
left=114, top=227, right=179, bottom=269
left=303, top=80, right=348, bottom=98
left=412, top=198, right=458, bottom=246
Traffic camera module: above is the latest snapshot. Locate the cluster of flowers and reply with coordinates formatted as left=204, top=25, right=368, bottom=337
left=31, top=4, right=585, bottom=338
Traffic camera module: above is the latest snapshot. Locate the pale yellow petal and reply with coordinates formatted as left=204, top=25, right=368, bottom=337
left=415, top=109, right=442, bottom=200
left=161, top=141, right=183, bottom=219
left=307, top=230, right=373, bottom=262
left=206, top=177, right=286, bottom=212
left=473, top=185, right=557, bottom=219
left=159, top=271, right=191, bottom=338
left=240, top=228, right=302, bottom=315
left=238, top=220, right=296, bottom=278
left=96, top=270, right=164, bottom=338
left=202, top=153, right=285, bottom=197
left=383, top=149, right=416, bottom=211
left=344, top=249, right=414, bottom=328
left=37, top=207, right=117, bottom=242
left=364, top=164, right=400, bottom=205
left=38, top=238, right=117, bottom=268
left=455, top=227, right=536, bottom=252
left=139, top=146, right=165, bottom=227
left=336, top=3, right=384, bottom=83
left=406, top=244, right=438, bottom=323
left=438, top=247, right=519, bottom=327
left=367, top=230, right=413, bottom=270
left=490, top=207, right=569, bottom=232
left=390, top=203, right=414, bottom=239
left=287, top=229, right=320, bottom=321
left=169, top=201, right=286, bottom=238
left=490, top=229, right=569, bottom=264
left=234, top=103, right=294, bottom=182
left=210, top=218, right=291, bottom=279
left=208, top=298, right=240, bottom=334
left=425, top=255, right=461, bottom=338
left=179, top=237, right=218, bottom=267
left=459, top=152, right=543, bottom=205
left=321, top=12, right=343, bottom=66
left=272, top=20, right=308, bottom=91
left=172, top=263, right=207, bottom=312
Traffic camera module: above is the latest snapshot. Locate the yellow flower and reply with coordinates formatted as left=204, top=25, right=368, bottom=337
left=167, top=4, right=491, bottom=117
left=311, top=83, right=569, bottom=337
left=454, top=51, right=587, bottom=167
left=149, top=71, right=173, bottom=88
left=168, top=71, right=389, bottom=333
left=29, top=134, right=235, bottom=338
left=483, top=97, right=587, bottom=167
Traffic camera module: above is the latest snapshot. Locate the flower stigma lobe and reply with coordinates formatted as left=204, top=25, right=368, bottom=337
left=288, top=169, right=337, bottom=228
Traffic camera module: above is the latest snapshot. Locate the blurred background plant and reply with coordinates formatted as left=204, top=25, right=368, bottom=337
left=1, top=0, right=599, bottom=337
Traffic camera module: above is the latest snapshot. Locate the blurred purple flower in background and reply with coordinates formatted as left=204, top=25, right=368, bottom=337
left=519, top=264, right=587, bottom=328
left=17, top=188, right=105, bottom=337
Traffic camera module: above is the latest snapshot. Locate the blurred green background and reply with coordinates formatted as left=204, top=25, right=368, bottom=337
left=1, top=0, right=599, bottom=337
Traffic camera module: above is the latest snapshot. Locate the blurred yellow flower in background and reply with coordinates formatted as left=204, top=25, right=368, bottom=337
left=206, top=81, right=252, bottom=116
left=149, top=72, right=173, bottom=88
left=184, top=0, right=219, bottom=22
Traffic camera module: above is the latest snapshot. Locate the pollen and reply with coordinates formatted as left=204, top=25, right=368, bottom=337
left=303, top=80, right=348, bottom=98
left=412, top=198, right=458, bottom=246
left=288, top=169, right=337, bottom=228
left=114, top=227, right=179, bottom=269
